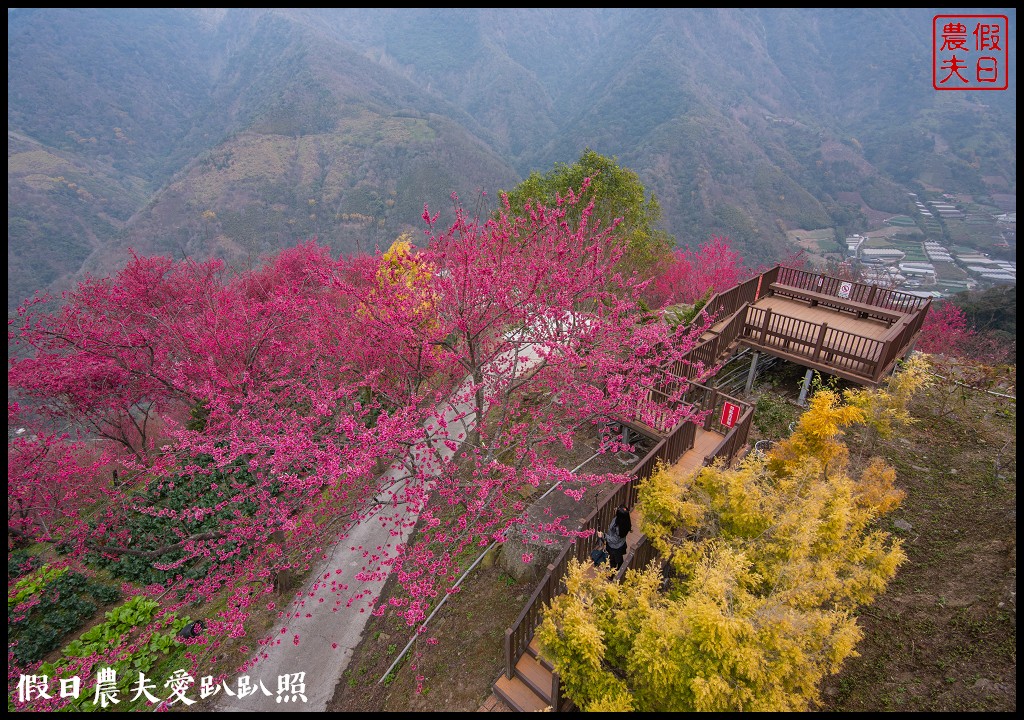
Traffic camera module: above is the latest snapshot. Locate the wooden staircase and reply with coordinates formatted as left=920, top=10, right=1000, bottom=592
left=488, top=266, right=923, bottom=712
left=492, top=637, right=571, bottom=712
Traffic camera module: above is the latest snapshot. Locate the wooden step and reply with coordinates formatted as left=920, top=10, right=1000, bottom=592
left=492, top=674, right=551, bottom=713
left=527, top=636, right=555, bottom=671
left=515, top=650, right=555, bottom=701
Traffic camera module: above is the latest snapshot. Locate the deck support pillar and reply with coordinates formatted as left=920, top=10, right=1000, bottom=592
left=797, top=367, right=814, bottom=407
left=744, top=351, right=760, bottom=395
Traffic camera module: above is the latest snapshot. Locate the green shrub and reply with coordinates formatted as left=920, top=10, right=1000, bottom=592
left=754, top=391, right=799, bottom=440
left=39, top=595, right=192, bottom=711
left=86, top=454, right=270, bottom=585
left=8, top=550, right=41, bottom=579
left=8, top=568, right=123, bottom=665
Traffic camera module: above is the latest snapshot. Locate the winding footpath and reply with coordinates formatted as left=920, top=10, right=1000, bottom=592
left=215, top=341, right=545, bottom=711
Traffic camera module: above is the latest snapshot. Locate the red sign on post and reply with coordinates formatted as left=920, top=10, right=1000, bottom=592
left=720, top=401, right=741, bottom=429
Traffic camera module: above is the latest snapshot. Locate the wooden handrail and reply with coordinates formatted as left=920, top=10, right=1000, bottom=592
left=742, top=304, right=888, bottom=381
left=773, top=266, right=929, bottom=312
left=501, top=397, right=752, bottom=681
left=768, top=283, right=904, bottom=324
left=497, top=264, right=932, bottom=699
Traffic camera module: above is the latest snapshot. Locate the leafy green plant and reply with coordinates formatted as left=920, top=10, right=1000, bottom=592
left=62, top=595, right=161, bottom=659
left=8, top=568, right=123, bottom=665
left=36, top=595, right=193, bottom=711
left=86, top=454, right=270, bottom=585
left=8, top=549, right=42, bottom=579
left=753, top=391, right=798, bottom=440
left=93, top=584, right=122, bottom=604
left=807, top=370, right=840, bottom=396
left=9, top=565, right=68, bottom=608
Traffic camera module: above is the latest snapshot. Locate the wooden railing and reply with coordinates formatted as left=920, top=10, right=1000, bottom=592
left=703, top=270, right=774, bottom=322
left=703, top=404, right=754, bottom=467
left=714, top=303, right=751, bottom=354
left=502, top=416, right=692, bottom=680
left=615, top=533, right=661, bottom=581
left=694, top=265, right=927, bottom=339
left=663, top=293, right=758, bottom=382
left=642, top=301, right=758, bottom=431
left=775, top=266, right=929, bottom=313
left=661, top=264, right=900, bottom=385
left=656, top=268, right=772, bottom=383
left=870, top=299, right=931, bottom=381
left=502, top=385, right=752, bottom=682
left=742, top=305, right=887, bottom=380
left=498, top=265, right=929, bottom=702
left=696, top=385, right=754, bottom=461
left=767, top=284, right=903, bottom=325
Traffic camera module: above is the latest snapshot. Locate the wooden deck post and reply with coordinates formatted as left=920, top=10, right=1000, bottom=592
left=812, top=322, right=828, bottom=361
left=874, top=339, right=894, bottom=382
left=703, top=388, right=719, bottom=431
left=505, top=628, right=514, bottom=679
left=759, top=308, right=772, bottom=345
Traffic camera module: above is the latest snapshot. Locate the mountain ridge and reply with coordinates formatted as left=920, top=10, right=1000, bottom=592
left=7, top=8, right=1016, bottom=309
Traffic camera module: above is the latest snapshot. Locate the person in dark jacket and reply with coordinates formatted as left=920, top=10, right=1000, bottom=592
left=599, top=505, right=632, bottom=570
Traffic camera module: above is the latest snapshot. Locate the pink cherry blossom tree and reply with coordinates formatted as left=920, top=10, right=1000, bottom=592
left=9, top=243, right=417, bottom=633
left=8, top=429, right=109, bottom=546
left=338, top=184, right=716, bottom=624
left=916, top=300, right=975, bottom=357
left=646, top=235, right=747, bottom=308
left=8, top=179, right=716, bottom=685
left=8, top=252, right=239, bottom=463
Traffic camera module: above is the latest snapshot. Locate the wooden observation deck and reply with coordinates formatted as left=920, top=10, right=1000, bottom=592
left=490, top=265, right=932, bottom=711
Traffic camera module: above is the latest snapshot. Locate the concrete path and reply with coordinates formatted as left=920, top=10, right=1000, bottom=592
left=214, top=340, right=545, bottom=711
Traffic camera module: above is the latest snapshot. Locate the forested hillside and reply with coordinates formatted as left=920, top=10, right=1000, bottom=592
left=8, top=8, right=1016, bottom=311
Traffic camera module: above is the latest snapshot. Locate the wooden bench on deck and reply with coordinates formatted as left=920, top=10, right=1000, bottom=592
left=768, top=283, right=904, bottom=326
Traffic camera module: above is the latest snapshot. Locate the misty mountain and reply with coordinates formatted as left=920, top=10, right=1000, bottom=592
left=7, top=8, right=1016, bottom=310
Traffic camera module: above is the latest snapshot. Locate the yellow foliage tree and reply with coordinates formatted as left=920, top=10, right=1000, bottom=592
left=368, top=234, right=435, bottom=321
left=355, top=235, right=439, bottom=401
left=843, top=353, right=933, bottom=459
left=537, top=378, right=916, bottom=711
